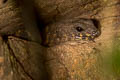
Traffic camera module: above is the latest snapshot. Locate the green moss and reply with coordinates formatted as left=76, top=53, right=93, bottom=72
left=101, top=42, right=120, bottom=79
left=111, top=47, right=120, bottom=76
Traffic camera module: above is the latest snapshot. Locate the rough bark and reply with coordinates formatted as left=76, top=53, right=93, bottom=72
left=0, top=0, right=120, bottom=80
left=0, top=0, right=47, bottom=80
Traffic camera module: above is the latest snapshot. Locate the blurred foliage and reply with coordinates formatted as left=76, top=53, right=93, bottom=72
left=111, top=45, right=120, bottom=77
left=101, top=40, right=120, bottom=79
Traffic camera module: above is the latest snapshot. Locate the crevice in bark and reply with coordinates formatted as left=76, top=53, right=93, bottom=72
left=2, top=34, right=42, bottom=45
left=33, top=8, right=47, bottom=31
left=33, top=8, right=50, bottom=47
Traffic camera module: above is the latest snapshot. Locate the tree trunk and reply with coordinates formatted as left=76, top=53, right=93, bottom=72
left=0, top=0, right=120, bottom=80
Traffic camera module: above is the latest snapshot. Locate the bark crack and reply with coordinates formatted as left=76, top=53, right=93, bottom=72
left=3, top=36, right=34, bottom=80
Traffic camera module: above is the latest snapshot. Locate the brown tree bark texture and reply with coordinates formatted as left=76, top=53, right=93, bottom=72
left=0, top=0, right=46, bottom=80
left=0, top=0, right=120, bottom=80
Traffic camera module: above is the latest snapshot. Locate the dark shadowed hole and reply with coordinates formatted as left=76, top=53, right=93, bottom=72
left=76, top=26, right=84, bottom=32
left=2, top=35, right=8, bottom=42
left=92, top=19, right=100, bottom=29
left=34, top=7, right=53, bottom=48
left=92, top=19, right=101, bottom=37
left=34, top=8, right=47, bottom=41
left=3, top=0, right=8, bottom=3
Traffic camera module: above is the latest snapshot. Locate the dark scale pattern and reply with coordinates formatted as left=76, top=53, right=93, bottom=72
left=44, top=19, right=100, bottom=46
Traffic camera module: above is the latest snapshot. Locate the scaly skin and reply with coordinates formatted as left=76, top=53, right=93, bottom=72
left=44, top=19, right=100, bottom=46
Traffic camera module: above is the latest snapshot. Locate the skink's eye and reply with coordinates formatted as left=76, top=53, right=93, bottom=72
left=76, top=26, right=84, bottom=32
